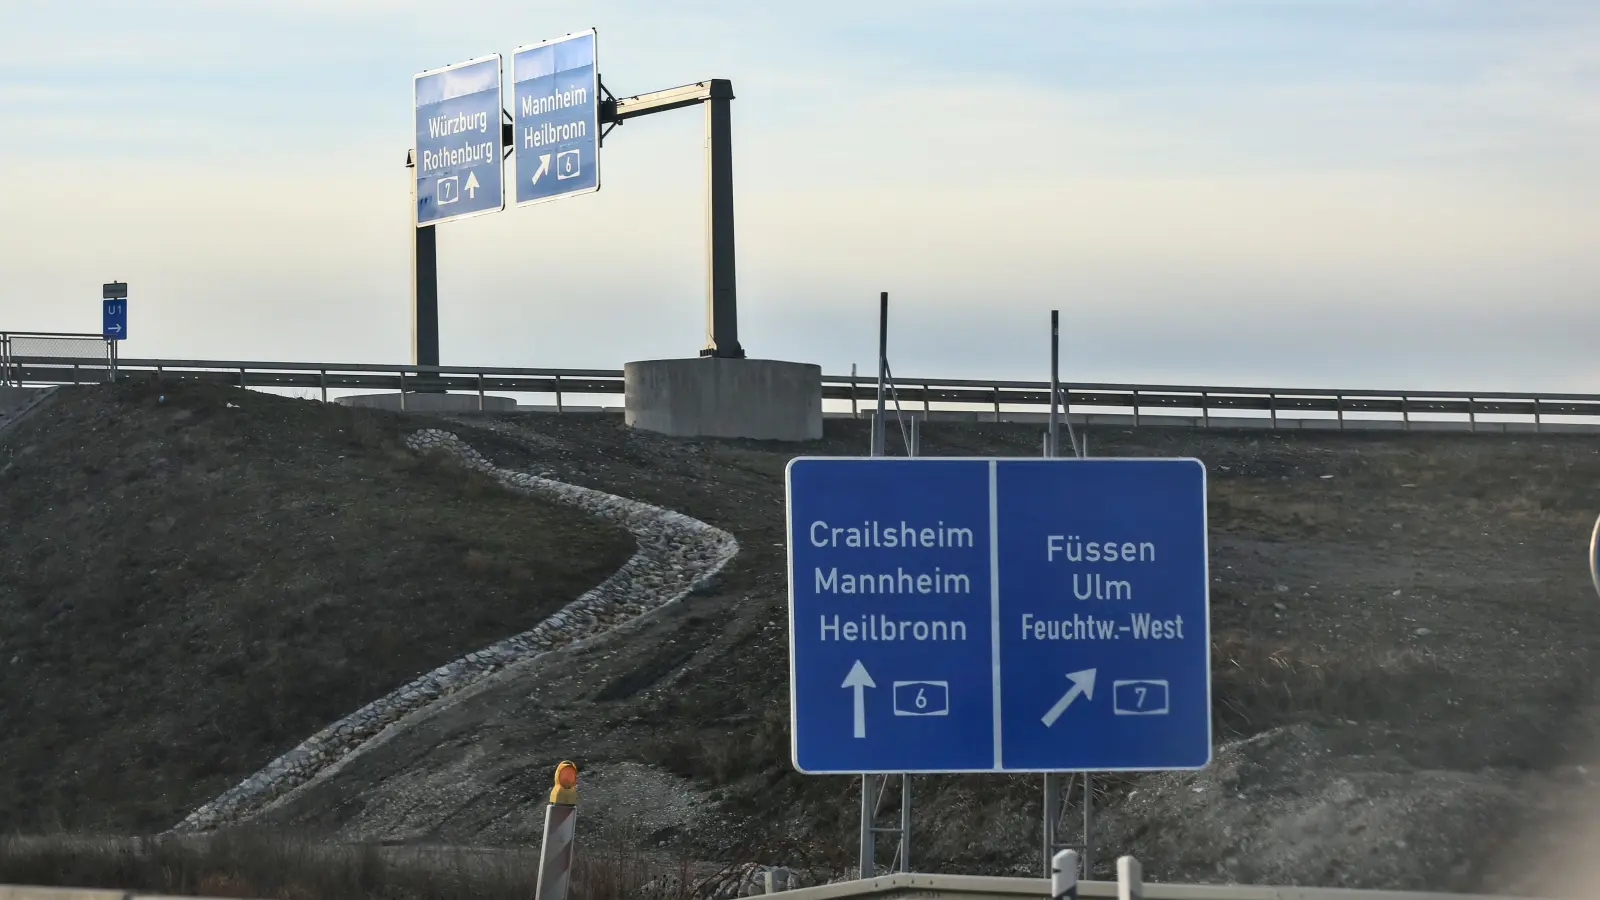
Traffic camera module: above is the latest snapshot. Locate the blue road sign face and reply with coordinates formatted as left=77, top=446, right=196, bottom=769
left=512, top=29, right=600, bottom=206
left=414, top=55, right=504, bottom=227
left=786, top=457, right=1211, bottom=774
left=102, top=298, right=126, bottom=341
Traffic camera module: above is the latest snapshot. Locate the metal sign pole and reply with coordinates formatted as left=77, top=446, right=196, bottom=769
left=873, top=292, right=888, bottom=458
left=702, top=80, right=743, bottom=358
left=405, top=149, right=441, bottom=384
left=1049, top=310, right=1060, bottom=458
left=858, top=776, right=876, bottom=878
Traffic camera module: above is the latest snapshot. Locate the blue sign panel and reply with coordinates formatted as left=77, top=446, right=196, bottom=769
left=102, top=298, right=126, bottom=341
left=414, top=55, right=504, bottom=227
left=512, top=29, right=600, bottom=206
left=786, top=457, right=1211, bottom=774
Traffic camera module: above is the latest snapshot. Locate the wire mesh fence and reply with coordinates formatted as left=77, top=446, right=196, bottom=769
left=1, top=333, right=112, bottom=386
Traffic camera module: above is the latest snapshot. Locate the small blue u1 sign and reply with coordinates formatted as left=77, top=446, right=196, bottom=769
left=102, top=298, right=127, bottom=341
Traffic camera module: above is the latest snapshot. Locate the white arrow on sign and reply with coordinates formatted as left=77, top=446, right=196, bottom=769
left=531, top=154, right=551, bottom=186
left=105, top=324, right=122, bottom=334
left=1041, top=668, right=1097, bottom=727
left=842, top=660, right=876, bottom=739
left=465, top=171, right=480, bottom=199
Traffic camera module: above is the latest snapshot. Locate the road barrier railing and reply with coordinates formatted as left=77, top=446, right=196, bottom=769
left=6, top=356, right=1600, bottom=432
left=0, top=869, right=1549, bottom=900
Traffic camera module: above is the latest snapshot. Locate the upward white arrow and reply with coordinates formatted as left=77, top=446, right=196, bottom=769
left=841, top=660, right=875, bottom=739
left=1041, top=669, right=1097, bottom=727
left=465, top=170, right=480, bottom=198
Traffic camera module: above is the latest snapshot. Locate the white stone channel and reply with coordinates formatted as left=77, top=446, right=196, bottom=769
left=171, top=428, right=740, bottom=833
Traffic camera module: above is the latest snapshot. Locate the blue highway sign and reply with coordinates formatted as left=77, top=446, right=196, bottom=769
left=414, top=54, right=505, bottom=227
left=512, top=29, right=600, bottom=206
left=786, top=457, right=1211, bottom=774
left=102, top=298, right=126, bottom=341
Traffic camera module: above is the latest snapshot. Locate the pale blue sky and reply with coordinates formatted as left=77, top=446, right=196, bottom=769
left=2, top=0, right=1597, bottom=391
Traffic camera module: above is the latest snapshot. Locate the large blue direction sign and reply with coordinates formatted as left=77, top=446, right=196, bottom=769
left=786, top=457, right=1211, bottom=774
left=414, top=55, right=505, bottom=227
left=102, top=298, right=126, bottom=341
left=512, top=29, right=600, bottom=206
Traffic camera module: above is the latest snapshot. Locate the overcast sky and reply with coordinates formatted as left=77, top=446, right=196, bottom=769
left=2, top=0, right=1597, bottom=392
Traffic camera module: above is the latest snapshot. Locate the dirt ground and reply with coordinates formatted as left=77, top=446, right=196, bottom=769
left=6, top=384, right=1600, bottom=893
left=0, top=383, right=633, bottom=833
left=229, top=410, right=1600, bottom=894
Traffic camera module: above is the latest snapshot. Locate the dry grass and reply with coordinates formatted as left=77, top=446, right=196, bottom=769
left=1210, top=630, right=1452, bottom=735
left=0, top=830, right=834, bottom=900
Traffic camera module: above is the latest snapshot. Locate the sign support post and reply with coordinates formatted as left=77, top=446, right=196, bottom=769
left=600, top=79, right=746, bottom=359
left=856, top=344, right=913, bottom=876
left=407, top=151, right=441, bottom=375
left=703, top=80, right=741, bottom=359
left=101, top=281, right=127, bottom=382
left=1043, top=309, right=1093, bottom=878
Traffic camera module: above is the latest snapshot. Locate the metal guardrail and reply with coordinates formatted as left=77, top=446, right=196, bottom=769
left=771, top=871, right=1544, bottom=900
left=0, top=874, right=1548, bottom=900
left=5, top=355, right=1599, bottom=431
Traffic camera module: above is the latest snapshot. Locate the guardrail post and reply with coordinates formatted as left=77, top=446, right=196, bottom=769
left=398, top=370, right=406, bottom=411
left=1201, top=392, right=1209, bottom=429
left=238, top=367, right=246, bottom=390
left=478, top=373, right=486, bottom=411
left=850, top=363, right=859, bottom=418
left=1269, top=393, right=1278, bottom=429
left=923, top=382, right=930, bottom=417
left=1402, top=396, right=1410, bottom=432
left=909, top=416, right=920, bottom=456
left=1534, top=397, right=1542, bottom=433
left=554, top=374, right=564, bottom=413
left=319, top=369, right=327, bottom=404
left=992, top=386, right=1001, bottom=423
left=1336, top=395, right=1345, bottom=431
left=1116, top=856, right=1143, bottom=900
left=1051, top=850, right=1079, bottom=900
left=1468, top=398, right=1476, bottom=433
left=1131, top=391, right=1140, bottom=428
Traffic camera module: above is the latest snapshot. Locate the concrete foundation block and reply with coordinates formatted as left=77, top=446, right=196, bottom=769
left=624, top=357, right=823, bottom=441
left=335, top=392, right=517, bottom=413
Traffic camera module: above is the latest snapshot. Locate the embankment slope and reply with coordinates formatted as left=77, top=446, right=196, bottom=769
left=254, top=414, right=1600, bottom=893
left=0, top=383, right=633, bottom=832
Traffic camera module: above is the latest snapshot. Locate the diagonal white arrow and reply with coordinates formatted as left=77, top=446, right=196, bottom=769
left=1041, top=668, right=1097, bottom=727
left=531, top=153, right=551, bottom=186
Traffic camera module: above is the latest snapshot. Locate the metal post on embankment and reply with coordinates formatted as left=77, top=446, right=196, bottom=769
left=536, top=761, right=579, bottom=900
left=1052, top=849, right=1079, bottom=900
left=1117, top=855, right=1143, bottom=900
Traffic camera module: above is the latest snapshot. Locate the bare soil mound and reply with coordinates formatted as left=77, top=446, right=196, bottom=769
left=243, top=413, right=1600, bottom=892
left=0, top=383, right=633, bottom=833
